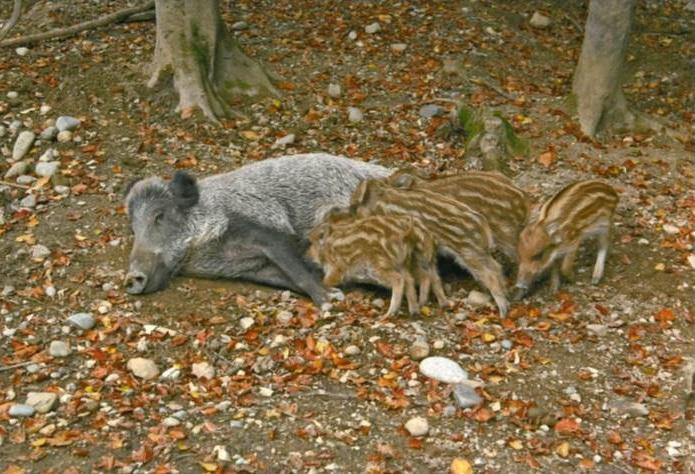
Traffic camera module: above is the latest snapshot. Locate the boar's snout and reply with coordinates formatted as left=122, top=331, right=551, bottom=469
left=125, top=271, right=148, bottom=294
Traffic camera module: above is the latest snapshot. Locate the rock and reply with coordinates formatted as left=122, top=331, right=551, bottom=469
left=606, top=399, right=648, bottom=417
left=420, top=357, right=468, bottom=384
left=259, top=386, right=273, bottom=397
left=453, top=384, right=482, bottom=408
left=450, top=458, right=474, bottom=474
left=127, top=358, right=159, bottom=380
left=687, top=1, right=695, bottom=12
left=54, top=185, right=70, bottom=196
left=12, top=131, right=35, bottom=161
left=67, top=312, right=95, bottom=330
left=4, top=160, right=29, bottom=179
left=9, top=120, right=22, bottom=132
left=530, top=12, right=551, bottom=28
left=390, top=43, right=407, bottom=52
left=19, top=193, right=37, bottom=209
left=214, top=445, right=231, bottom=462
left=9, top=404, right=35, bottom=417
left=2, top=285, right=15, bottom=296
left=276, top=310, right=293, bottom=325
left=40, top=104, right=52, bottom=115
left=501, top=339, right=513, bottom=350
left=365, top=22, right=381, bottom=34
left=16, top=175, right=36, bottom=185
left=348, top=107, right=363, bottom=122
left=40, top=127, right=58, bottom=141
left=404, top=416, right=429, bottom=437
left=327, top=83, right=342, bottom=98
left=231, top=21, right=248, bottom=30
left=35, top=161, right=59, bottom=178
left=39, top=149, right=55, bottom=162
left=688, top=254, right=695, bottom=270
left=662, top=224, right=679, bottom=235
left=192, top=361, right=215, bottom=379
left=586, top=324, right=608, bottom=336
left=30, top=244, right=51, bottom=260
left=272, top=133, right=295, bottom=149
left=49, top=340, right=71, bottom=357
left=26, top=392, right=58, bottom=413
left=239, top=317, right=255, bottom=330
left=7, top=91, right=19, bottom=100
left=16, top=47, right=29, bottom=56
left=410, top=338, right=430, bottom=360
left=55, top=116, right=80, bottom=132
left=160, top=366, right=181, bottom=381
left=344, top=344, right=361, bottom=356
left=348, top=30, right=357, bottom=40
left=419, top=104, right=443, bottom=118
left=56, top=130, right=72, bottom=143
left=162, top=417, right=181, bottom=427
left=466, top=290, right=491, bottom=307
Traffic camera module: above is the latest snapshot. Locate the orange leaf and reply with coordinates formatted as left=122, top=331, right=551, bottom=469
left=554, top=418, right=580, bottom=434
left=538, top=151, right=555, bottom=167
left=472, top=407, right=494, bottom=422
left=654, top=308, right=674, bottom=322
left=2, top=466, right=26, bottom=474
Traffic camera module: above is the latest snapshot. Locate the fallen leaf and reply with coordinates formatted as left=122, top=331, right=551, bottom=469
left=538, top=151, right=555, bottom=167
left=554, top=418, right=580, bottom=435
left=555, top=441, right=570, bottom=457
left=450, top=458, right=473, bottom=474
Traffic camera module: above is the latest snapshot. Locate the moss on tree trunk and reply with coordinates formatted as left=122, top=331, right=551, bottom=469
left=148, top=0, right=278, bottom=122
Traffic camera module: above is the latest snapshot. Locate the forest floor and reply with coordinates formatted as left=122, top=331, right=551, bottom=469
left=0, top=1, right=694, bottom=473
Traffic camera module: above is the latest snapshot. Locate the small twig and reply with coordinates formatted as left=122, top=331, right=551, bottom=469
left=0, top=179, right=30, bottom=189
left=472, top=78, right=516, bottom=101
left=0, top=361, right=35, bottom=372
left=0, top=0, right=22, bottom=41
left=0, top=0, right=154, bottom=48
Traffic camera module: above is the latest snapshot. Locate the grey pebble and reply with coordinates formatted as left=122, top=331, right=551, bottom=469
left=9, top=404, right=35, bottom=417
left=56, top=116, right=80, bottom=132
left=67, top=312, right=95, bottom=330
left=12, top=131, right=35, bottom=161
left=348, top=107, right=363, bottom=122
left=35, top=161, right=60, bottom=178
left=40, top=127, right=58, bottom=141
left=49, top=340, right=71, bottom=357
left=19, top=193, right=37, bottom=209
left=4, top=161, right=29, bottom=179
left=419, top=104, right=443, bottom=118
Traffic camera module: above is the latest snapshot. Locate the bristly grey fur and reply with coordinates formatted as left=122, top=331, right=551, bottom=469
left=124, top=153, right=390, bottom=302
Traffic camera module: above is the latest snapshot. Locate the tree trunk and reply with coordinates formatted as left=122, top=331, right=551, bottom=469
left=571, top=0, right=636, bottom=137
left=148, top=0, right=278, bottom=122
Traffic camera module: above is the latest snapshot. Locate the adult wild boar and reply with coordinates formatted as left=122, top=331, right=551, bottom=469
left=124, top=153, right=390, bottom=305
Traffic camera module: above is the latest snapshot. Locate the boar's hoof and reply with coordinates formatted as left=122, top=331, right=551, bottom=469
left=125, top=271, right=148, bottom=294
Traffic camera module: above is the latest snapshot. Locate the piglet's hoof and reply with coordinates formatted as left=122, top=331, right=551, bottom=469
left=327, top=288, right=345, bottom=302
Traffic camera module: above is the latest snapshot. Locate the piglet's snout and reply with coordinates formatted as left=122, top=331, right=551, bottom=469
left=125, top=271, right=148, bottom=294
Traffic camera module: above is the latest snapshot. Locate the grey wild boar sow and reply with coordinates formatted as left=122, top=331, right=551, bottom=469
left=514, top=180, right=619, bottom=296
left=123, top=153, right=389, bottom=305
left=387, top=170, right=531, bottom=263
left=307, top=212, right=446, bottom=317
left=351, top=179, right=509, bottom=316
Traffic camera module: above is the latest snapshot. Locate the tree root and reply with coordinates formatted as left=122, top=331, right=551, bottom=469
left=0, top=0, right=154, bottom=48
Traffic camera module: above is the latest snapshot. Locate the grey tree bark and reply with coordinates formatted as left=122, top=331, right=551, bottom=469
left=148, top=0, right=278, bottom=122
left=571, top=0, right=636, bottom=137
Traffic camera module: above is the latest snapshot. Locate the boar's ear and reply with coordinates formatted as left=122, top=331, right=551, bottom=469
left=169, top=171, right=199, bottom=209
left=123, top=177, right=142, bottom=198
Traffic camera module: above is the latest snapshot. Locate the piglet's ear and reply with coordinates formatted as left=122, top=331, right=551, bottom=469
left=169, top=171, right=199, bottom=209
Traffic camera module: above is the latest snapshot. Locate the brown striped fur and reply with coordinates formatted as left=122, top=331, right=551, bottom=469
left=351, top=179, right=509, bottom=316
left=387, top=170, right=531, bottom=262
left=307, top=213, right=447, bottom=317
left=515, top=180, right=619, bottom=295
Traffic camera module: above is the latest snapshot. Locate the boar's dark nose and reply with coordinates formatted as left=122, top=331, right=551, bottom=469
left=125, top=271, right=148, bottom=294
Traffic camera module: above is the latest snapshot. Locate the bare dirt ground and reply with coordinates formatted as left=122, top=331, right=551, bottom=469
left=1, top=1, right=694, bottom=473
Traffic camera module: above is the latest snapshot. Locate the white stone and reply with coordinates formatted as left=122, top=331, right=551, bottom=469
left=35, top=161, right=59, bottom=178
left=39, top=127, right=58, bottom=141
left=56, top=130, right=72, bottom=143
left=344, top=345, right=361, bottom=356
left=15, top=47, right=29, bottom=56
left=20, top=193, right=37, bottom=208
left=4, top=160, right=29, bottom=179
left=7, top=91, right=18, bottom=99
left=453, top=383, right=482, bottom=408
left=12, top=131, right=35, bottom=160
left=687, top=254, right=695, bottom=270
left=127, top=358, right=159, bottom=380
left=276, top=310, right=293, bottom=325
left=466, top=290, right=491, bottom=307
left=26, top=392, right=58, bottom=413
left=272, top=133, right=295, bottom=149
left=404, top=416, right=429, bottom=436
left=239, top=317, right=255, bottom=330
left=586, top=324, right=608, bottom=336
left=529, top=12, right=551, bottom=28
left=192, top=361, right=215, bottom=380
left=162, top=417, right=181, bottom=427
left=662, top=224, right=679, bottom=235
left=365, top=22, right=381, bottom=34
left=348, top=107, right=363, bottom=122
left=67, top=312, right=95, bottom=330
left=56, top=116, right=81, bottom=132
left=390, top=43, right=407, bottom=52
left=327, top=83, right=342, bottom=98
left=17, top=175, right=36, bottom=185
left=9, top=404, right=35, bottom=417
left=214, top=445, right=231, bottom=462
left=160, top=366, right=181, bottom=381
left=30, top=244, right=51, bottom=260
left=259, top=386, right=273, bottom=397
left=39, top=104, right=52, bottom=115
left=348, top=30, right=357, bottom=40
left=49, top=340, right=71, bottom=357
left=420, top=357, right=468, bottom=384
left=409, top=338, right=430, bottom=360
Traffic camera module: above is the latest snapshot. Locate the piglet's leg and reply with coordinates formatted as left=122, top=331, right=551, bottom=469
left=561, top=244, right=578, bottom=282
left=592, top=230, right=610, bottom=284
left=404, top=271, right=419, bottom=317
left=429, top=269, right=451, bottom=308
left=457, top=252, right=509, bottom=317
left=549, top=261, right=561, bottom=293
left=417, top=267, right=432, bottom=306
left=385, top=272, right=405, bottom=318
